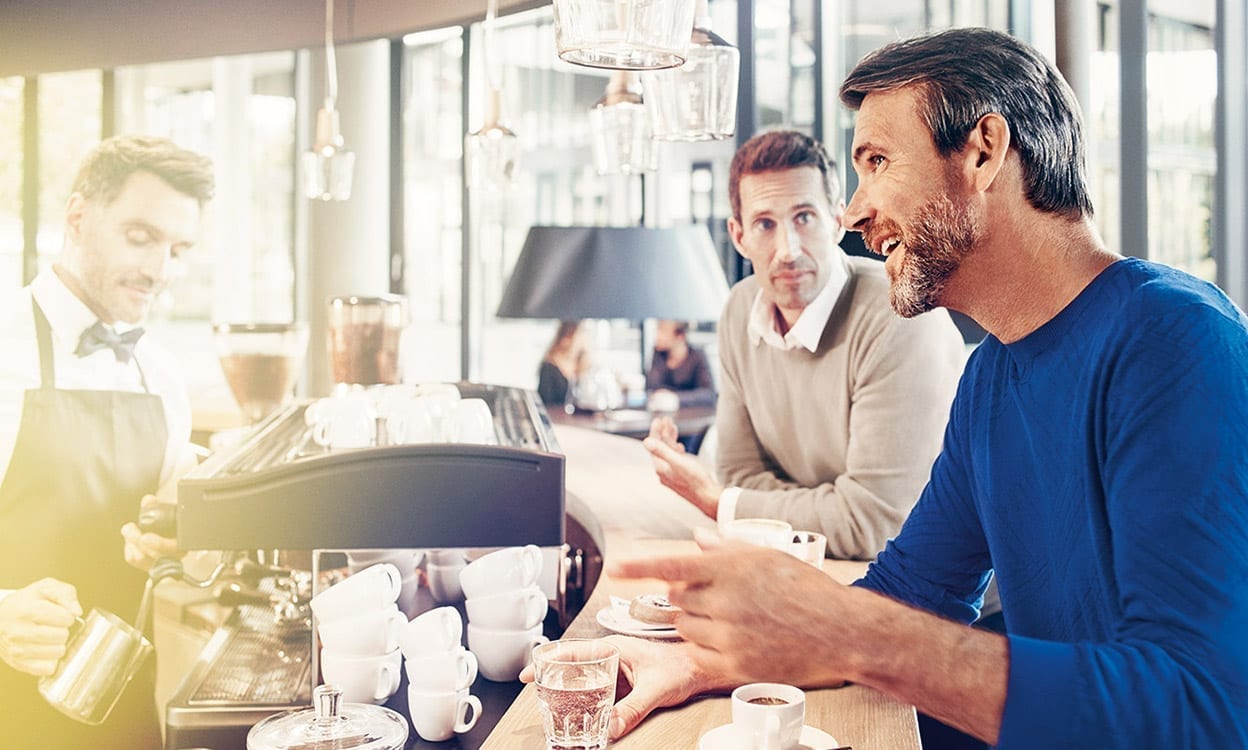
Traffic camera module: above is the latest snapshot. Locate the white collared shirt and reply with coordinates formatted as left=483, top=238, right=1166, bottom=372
left=745, top=254, right=848, bottom=353
left=0, top=268, right=193, bottom=487
left=720, top=255, right=849, bottom=528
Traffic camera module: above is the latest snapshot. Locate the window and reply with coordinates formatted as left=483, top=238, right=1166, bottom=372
left=0, top=77, right=22, bottom=289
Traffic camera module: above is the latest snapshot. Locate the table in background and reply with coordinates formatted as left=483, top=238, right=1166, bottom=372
left=547, top=403, right=716, bottom=441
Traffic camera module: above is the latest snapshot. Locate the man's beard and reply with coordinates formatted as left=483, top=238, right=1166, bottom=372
left=888, top=193, right=979, bottom=318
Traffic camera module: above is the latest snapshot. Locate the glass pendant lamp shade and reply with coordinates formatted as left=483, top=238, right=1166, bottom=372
left=553, top=0, right=697, bottom=70
left=466, top=89, right=519, bottom=191
left=640, top=13, right=739, bottom=141
left=303, top=105, right=355, bottom=201
left=589, top=71, right=658, bottom=175
left=303, top=0, right=354, bottom=201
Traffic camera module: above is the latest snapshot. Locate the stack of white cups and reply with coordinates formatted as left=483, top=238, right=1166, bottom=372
left=400, top=606, right=482, bottom=741
left=311, top=563, right=405, bottom=705
left=461, top=545, right=550, bottom=682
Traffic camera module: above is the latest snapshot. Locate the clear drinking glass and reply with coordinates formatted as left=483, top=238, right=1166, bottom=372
left=533, top=639, right=620, bottom=750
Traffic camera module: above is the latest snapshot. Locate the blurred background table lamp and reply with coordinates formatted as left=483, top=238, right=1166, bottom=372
left=496, top=224, right=729, bottom=409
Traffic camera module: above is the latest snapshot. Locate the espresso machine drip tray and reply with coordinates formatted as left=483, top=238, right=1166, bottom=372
left=166, top=602, right=312, bottom=749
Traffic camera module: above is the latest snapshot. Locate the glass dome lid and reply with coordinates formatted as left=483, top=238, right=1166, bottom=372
left=246, top=684, right=408, bottom=750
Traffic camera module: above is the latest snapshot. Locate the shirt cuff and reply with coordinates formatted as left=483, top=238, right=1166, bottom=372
left=717, top=486, right=743, bottom=531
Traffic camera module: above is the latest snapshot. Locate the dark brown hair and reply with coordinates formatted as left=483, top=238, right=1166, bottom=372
left=728, top=129, right=841, bottom=221
left=840, top=27, right=1092, bottom=220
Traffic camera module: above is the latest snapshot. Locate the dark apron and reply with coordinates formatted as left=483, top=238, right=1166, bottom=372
left=0, top=299, right=166, bottom=749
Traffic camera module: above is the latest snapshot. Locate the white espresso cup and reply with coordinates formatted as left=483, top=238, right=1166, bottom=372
left=444, top=398, right=497, bottom=444
left=399, top=606, right=463, bottom=659
left=403, top=646, right=479, bottom=692
left=730, top=682, right=806, bottom=750
left=722, top=518, right=794, bottom=549
left=407, top=686, right=481, bottom=742
left=464, top=585, right=548, bottom=631
left=426, top=562, right=466, bottom=604
left=319, top=648, right=402, bottom=705
left=459, top=544, right=543, bottom=600
left=466, top=622, right=548, bottom=682
left=310, top=563, right=402, bottom=623
left=786, top=531, right=828, bottom=567
left=305, top=393, right=376, bottom=449
left=317, top=603, right=406, bottom=656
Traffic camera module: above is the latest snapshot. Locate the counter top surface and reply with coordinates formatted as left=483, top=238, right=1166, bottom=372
left=480, top=425, right=921, bottom=749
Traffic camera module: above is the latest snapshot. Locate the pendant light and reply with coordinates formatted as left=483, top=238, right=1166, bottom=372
left=465, top=0, right=519, bottom=192
left=589, top=71, right=658, bottom=175
left=640, top=0, right=739, bottom=141
left=302, top=0, right=355, bottom=201
left=553, top=0, right=697, bottom=70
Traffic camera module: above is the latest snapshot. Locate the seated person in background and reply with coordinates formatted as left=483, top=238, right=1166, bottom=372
left=645, top=129, right=965, bottom=562
left=536, top=320, right=588, bottom=407
left=645, top=320, right=715, bottom=408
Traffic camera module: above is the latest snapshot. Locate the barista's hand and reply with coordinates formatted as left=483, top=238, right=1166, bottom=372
left=121, top=494, right=182, bottom=572
left=644, top=419, right=722, bottom=518
left=519, top=635, right=734, bottom=741
left=0, top=578, right=81, bottom=676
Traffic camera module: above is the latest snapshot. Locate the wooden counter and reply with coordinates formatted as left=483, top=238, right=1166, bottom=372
left=482, top=425, right=921, bottom=749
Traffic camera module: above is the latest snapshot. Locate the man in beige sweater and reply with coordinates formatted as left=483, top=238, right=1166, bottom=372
left=644, top=129, right=965, bottom=560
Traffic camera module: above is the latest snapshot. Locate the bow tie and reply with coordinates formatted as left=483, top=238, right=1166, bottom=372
left=75, top=322, right=145, bottom=364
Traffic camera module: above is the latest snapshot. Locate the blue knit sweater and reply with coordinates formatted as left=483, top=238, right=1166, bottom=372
left=859, top=258, right=1248, bottom=748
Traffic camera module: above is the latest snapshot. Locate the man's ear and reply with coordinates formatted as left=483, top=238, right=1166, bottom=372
left=727, top=216, right=747, bottom=259
left=64, top=192, right=88, bottom=246
left=963, top=112, right=1011, bottom=194
left=832, top=199, right=847, bottom=244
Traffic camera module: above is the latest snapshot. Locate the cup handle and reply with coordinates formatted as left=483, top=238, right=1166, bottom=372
left=376, top=662, right=400, bottom=700
left=380, top=563, right=403, bottom=602
left=525, top=593, right=547, bottom=629
left=459, top=650, right=479, bottom=689
left=455, top=693, right=483, bottom=733
left=384, top=611, right=407, bottom=651
left=521, top=545, right=543, bottom=585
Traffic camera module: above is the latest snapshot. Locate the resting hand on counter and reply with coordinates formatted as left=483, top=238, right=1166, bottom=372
left=0, top=577, right=81, bottom=676
left=520, top=634, right=733, bottom=741
left=643, top=417, right=722, bottom=518
left=610, top=529, right=852, bottom=691
left=120, top=493, right=182, bottom=572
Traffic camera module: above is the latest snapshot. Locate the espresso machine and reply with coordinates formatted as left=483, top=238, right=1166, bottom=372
left=162, top=382, right=568, bottom=749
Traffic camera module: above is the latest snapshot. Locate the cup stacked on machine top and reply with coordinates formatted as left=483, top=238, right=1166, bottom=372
left=460, top=545, right=550, bottom=682
left=400, top=606, right=483, bottom=741
left=311, top=562, right=405, bottom=705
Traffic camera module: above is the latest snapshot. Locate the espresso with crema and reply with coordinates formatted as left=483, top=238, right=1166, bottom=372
left=746, top=696, right=790, bottom=706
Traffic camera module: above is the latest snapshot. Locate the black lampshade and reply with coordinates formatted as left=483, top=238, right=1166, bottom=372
left=496, top=225, right=730, bottom=321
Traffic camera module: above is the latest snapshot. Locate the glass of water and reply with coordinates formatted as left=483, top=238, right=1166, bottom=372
left=533, top=639, right=620, bottom=750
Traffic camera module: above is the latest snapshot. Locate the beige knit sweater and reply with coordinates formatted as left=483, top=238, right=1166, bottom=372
left=716, top=255, right=966, bottom=559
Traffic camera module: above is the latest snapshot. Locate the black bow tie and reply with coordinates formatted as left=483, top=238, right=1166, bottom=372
left=75, top=322, right=144, bottom=364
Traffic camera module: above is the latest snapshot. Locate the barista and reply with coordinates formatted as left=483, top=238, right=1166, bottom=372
left=0, top=135, right=214, bottom=748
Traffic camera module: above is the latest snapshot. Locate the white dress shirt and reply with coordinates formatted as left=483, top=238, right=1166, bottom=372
left=718, top=260, right=849, bottom=527
left=0, top=269, right=194, bottom=488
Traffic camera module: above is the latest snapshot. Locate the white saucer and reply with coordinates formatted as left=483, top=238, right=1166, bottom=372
left=698, top=723, right=839, bottom=750
left=595, top=606, right=682, bottom=639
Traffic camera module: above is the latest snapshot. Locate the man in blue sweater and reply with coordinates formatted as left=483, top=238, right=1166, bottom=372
left=591, top=27, right=1248, bottom=748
